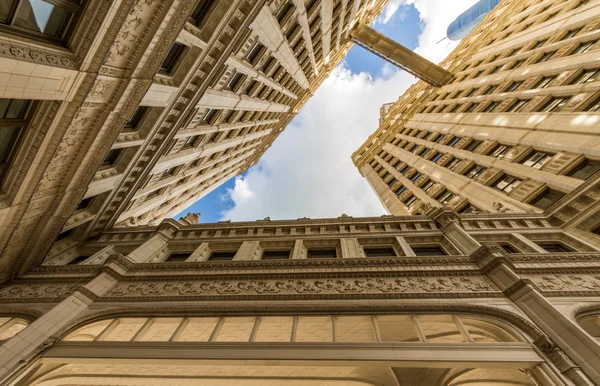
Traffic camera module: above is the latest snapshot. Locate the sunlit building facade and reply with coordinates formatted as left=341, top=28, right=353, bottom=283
left=1, top=0, right=600, bottom=385
left=354, top=0, right=600, bottom=216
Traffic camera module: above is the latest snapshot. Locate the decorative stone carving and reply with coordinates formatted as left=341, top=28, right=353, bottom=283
left=105, top=276, right=496, bottom=299
left=0, top=283, right=77, bottom=300
left=527, top=274, right=600, bottom=292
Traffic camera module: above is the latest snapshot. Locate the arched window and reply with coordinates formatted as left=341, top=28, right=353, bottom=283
left=577, top=313, right=600, bottom=341
left=0, top=316, right=29, bottom=341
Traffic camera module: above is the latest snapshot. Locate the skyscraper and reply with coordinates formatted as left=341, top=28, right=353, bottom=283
left=354, top=0, right=600, bottom=216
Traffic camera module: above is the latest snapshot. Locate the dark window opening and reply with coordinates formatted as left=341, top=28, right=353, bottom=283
left=538, top=243, right=574, bottom=253
left=75, top=197, right=93, bottom=212
left=209, top=251, right=237, bottom=261
left=364, top=247, right=396, bottom=258
left=190, top=0, right=215, bottom=28
left=412, top=246, right=447, bottom=256
left=160, top=42, right=185, bottom=74
left=68, top=255, right=89, bottom=265
left=569, top=159, right=600, bottom=180
left=307, top=249, right=337, bottom=259
left=500, top=243, right=519, bottom=253
left=166, top=253, right=190, bottom=262
left=529, top=188, right=565, bottom=210
left=262, top=250, right=291, bottom=259
left=102, top=149, right=121, bottom=167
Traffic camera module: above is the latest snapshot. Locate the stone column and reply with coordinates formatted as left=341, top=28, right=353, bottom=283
left=0, top=259, right=125, bottom=383
left=234, top=241, right=262, bottom=261
left=127, top=227, right=174, bottom=263
left=472, top=245, right=600, bottom=385
left=350, top=24, right=454, bottom=87
left=395, top=236, right=416, bottom=257
left=340, top=238, right=364, bottom=258
left=432, top=209, right=482, bottom=255
left=291, top=240, right=307, bottom=259
left=188, top=243, right=211, bottom=262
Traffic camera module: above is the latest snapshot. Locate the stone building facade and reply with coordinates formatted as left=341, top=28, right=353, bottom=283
left=0, top=207, right=600, bottom=385
left=0, top=0, right=388, bottom=281
left=353, top=0, right=600, bottom=216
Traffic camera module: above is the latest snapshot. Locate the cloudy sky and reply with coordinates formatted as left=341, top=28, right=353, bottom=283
left=179, top=0, right=479, bottom=223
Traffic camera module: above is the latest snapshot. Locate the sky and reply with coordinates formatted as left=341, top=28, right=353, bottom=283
left=177, top=0, right=480, bottom=224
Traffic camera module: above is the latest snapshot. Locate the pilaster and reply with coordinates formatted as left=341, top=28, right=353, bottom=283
left=340, top=238, right=364, bottom=258
left=234, top=241, right=262, bottom=261
left=291, top=239, right=307, bottom=259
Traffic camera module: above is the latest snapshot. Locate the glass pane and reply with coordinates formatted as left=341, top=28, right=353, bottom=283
left=5, top=99, right=30, bottom=119
left=136, top=318, right=182, bottom=342
left=336, top=316, right=376, bottom=342
left=101, top=318, right=146, bottom=341
left=254, top=316, right=293, bottom=342
left=295, top=316, right=332, bottom=342
left=63, top=319, right=112, bottom=342
left=175, top=317, right=219, bottom=342
left=0, top=99, right=10, bottom=118
left=215, top=317, right=254, bottom=342
left=14, top=0, right=73, bottom=38
left=0, top=127, right=21, bottom=163
left=418, top=315, right=464, bottom=343
left=376, top=315, right=420, bottom=342
left=461, top=316, right=518, bottom=343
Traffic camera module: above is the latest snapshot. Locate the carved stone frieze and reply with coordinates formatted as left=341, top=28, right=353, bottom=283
left=0, top=283, right=77, bottom=301
left=526, top=274, right=600, bottom=293
left=103, top=276, right=498, bottom=300
left=0, top=42, right=76, bottom=69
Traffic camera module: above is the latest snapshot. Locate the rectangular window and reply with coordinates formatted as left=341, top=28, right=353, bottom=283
left=438, top=190, right=454, bottom=204
left=0, top=98, right=33, bottom=182
left=522, top=151, right=554, bottom=169
left=434, top=134, right=445, bottom=143
left=412, top=246, right=446, bottom=256
left=533, top=76, right=556, bottom=89
left=586, top=96, right=600, bottom=112
left=568, top=159, right=600, bottom=180
left=262, top=250, right=291, bottom=259
left=562, top=28, right=582, bottom=41
left=447, top=158, right=461, bottom=171
left=421, top=180, right=435, bottom=192
left=490, top=144, right=512, bottom=159
left=572, top=69, right=600, bottom=84
left=395, top=186, right=406, bottom=196
left=466, top=103, right=479, bottom=112
left=534, top=39, right=547, bottom=49
left=539, top=97, right=570, bottom=112
left=483, top=101, right=499, bottom=112
left=419, top=148, right=429, bottom=157
left=190, top=0, right=215, bottom=27
left=465, top=139, right=483, bottom=152
left=483, top=85, right=497, bottom=95
left=307, top=249, right=337, bottom=259
left=537, top=243, right=573, bottom=253
left=466, top=165, right=486, bottom=179
left=246, top=42, right=264, bottom=64
left=494, top=175, right=522, bottom=193
left=202, top=108, right=217, bottom=124
left=400, top=166, right=410, bottom=175
left=166, top=253, right=190, bottom=262
left=404, top=195, right=417, bottom=207
left=530, top=188, right=565, bottom=209
left=101, top=149, right=121, bottom=167
left=536, top=51, right=556, bottom=63
left=508, top=99, right=528, bottom=112
left=432, top=153, right=444, bottom=162
left=160, top=42, right=184, bottom=74
left=387, top=178, right=397, bottom=187
left=571, top=41, right=596, bottom=55
left=448, top=137, right=462, bottom=147
left=209, top=251, right=237, bottom=261
left=510, top=59, right=525, bottom=69
left=364, top=247, right=396, bottom=258
left=226, top=71, right=244, bottom=91
left=410, top=172, right=421, bottom=182
left=506, top=81, right=523, bottom=92
left=185, top=135, right=199, bottom=148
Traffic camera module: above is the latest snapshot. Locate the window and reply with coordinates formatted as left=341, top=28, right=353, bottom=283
left=163, top=167, right=177, bottom=178
left=483, top=101, right=500, bottom=112
left=494, top=175, right=521, bottom=193
left=75, top=197, right=93, bottom=212
left=483, top=85, right=497, bottom=95
left=571, top=69, right=600, bottom=84
left=432, top=153, right=444, bottom=163
left=586, top=96, right=600, bottom=112
left=522, top=151, right=553, bottom=169
left=190, top=0, right=215, bottom=27
left=465, top=139, right=483, bottom=152
left=276, top=0, right=293, bottom=22
left=539, top=97, right=570, bottom=112
left=568, top=159, right=600, bottom=180
left=447, top=158, right=461, bottom=171
left=419, top=148, right=429, bottom=157
left=448, top=137, right=462, bottom=147
left=466, top=89, right=478, bottom=97
left=166, top=253, right=190, bottom=262
left=226, top=71, right=244, bottom=91
left=246, top=42, right=264, bottom=64
left=387, top=178, right=397, bottom=187
left=536, top=51, right=556, bottom=63
left=410, top=172, right=421, bottom=182
left=0, top=98, right=33, bottom=183
left=438, top=190, right=454, bottom=205
left=404, top=195, right=417, bottom=207
left=434, top=134, right=445, bottom=143
left=508, top=99, right=528, bottom=112
left=537, top=243, right=573, bottom=253
left=466, top=165, right=486, bottom=179
left=533, top=39, right=547, bottom=49
left=412, top=246, right=446, bottom=256
left=160, top=42, right=184, bottom=74
left=400, top=166, right=410, bottom=175
left=508, top=48, right=520, bottom=57
left=262, top=250, right=291, bottom=259
left=466, top=103, right=479, bottom=112
left=529, top=188, right=565, bottom=209
left=307, top=249, right=337, bottom=259
left=67, top=255, right=90, bottom=265
left=421, top=180, right=435, bottom=192
left=571, top=41, right=596, bottom=55
left=533, top=76, right=556, bottom=89
left=1, top=0, right=83, bottom=42
left=562, top=28, right=582, bottom=41
left=505, top=81, right=523, bottom=92
left=364, top=247, right=396, bottom=258
left=490, top=66, right=501, bottom=74
left=499, top=243, right=519, bottom=253
left=459, top=204, right=479, bottom=214
left=202, top=108, right=217, bottom=124
left=184, top=135, right=199, bottom=148
left=490, top=144, right=512, bottom=159
left=395, top=186, right=406, bottom=196
left=209, top=251, right=237, bottom=261
left=510, top=59, right=525, bottom=69
left=101, top=149, right=121, bottom=167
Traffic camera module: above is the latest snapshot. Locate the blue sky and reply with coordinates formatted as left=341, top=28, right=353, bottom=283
left=175, top=0, right=477, bottom=224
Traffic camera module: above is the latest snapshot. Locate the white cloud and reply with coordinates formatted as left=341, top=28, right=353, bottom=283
left=219, top=0, right=479, bottom=222
left=376, top=0, right=405, bottom=25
